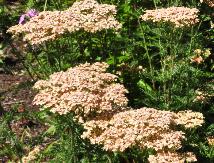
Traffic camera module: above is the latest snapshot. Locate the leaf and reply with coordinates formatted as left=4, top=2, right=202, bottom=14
left=45, top=125, right=56, bottom=135
left=95, top=56, right=102, bottom=61
left=0, top=59, right=3, bottom=64
left=43, top=140, right=59, bottom=154
left=137, top=79, right=153, bottom=92
left=106, top=56, right=115, bottom=65
left=118, top=51, right=131, bottom=63
left=137, top=79, right=157, bottom=100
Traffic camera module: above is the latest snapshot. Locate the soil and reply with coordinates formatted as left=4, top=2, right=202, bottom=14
left=0, top=67, right=48, bottom=161
left=0, top=73, right=34, bottom=108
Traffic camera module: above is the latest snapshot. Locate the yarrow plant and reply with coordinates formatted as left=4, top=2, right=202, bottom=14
left=82, top=107, right=185, bottom=152
left=32, top=61, right=205, bottom=162
left=7, top=0, right=121, bottom=45
left=33, top=62, right=128, bottom=121
left=141, top=7, right=199, bottom=27
left=174, top=110, right=204, bottom=128
left=82, top=107, right=203, bottom=162
left=3, top=0, right=213, bottom=161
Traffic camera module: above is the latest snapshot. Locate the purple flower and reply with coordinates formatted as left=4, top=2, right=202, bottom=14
left=19, top=14, right=26, bottom=24
left=18, top=9, right=39, bottom=25
left=27, top=9, right=38, bottom=17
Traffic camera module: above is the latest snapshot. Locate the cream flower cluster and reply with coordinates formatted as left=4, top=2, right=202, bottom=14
left=200, top=0, right=214, bottom=7
left=33, top=61, right=204, bottom=162
left=82, top=107, right=184, bottom=152
left=174, top=110, right=204, bottom=128
left=33, top=62, right=128, bottom=121
left=148, top=151, right=197, bottom=163
left=207, top=136, right=214, bottom=146
left=21, top=146, right=41, bottom=163
left=141, top=7, right=199, bottom=27
left=82, top=107, right=203, bottom=162
left=7, top=0, right=121, bottom=45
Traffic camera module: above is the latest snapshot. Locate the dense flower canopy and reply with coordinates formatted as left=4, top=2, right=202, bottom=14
left=33, top=62, right=128, bottom=121
left=7, top=0, right=121, bottom=45
left=148, top=151, right=197, bottom=163
left=32, top=60, right=204, bottom=162
left=82, top=107, right=184, bottom=152
left=141, top=7, right=199, bottom=27
left=82, top=107, right=204, bottom=152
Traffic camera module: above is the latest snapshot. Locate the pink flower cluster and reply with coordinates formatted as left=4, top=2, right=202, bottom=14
left=148, top=151, right=197, bottom=163
left=82, top=106, right=203, bottom=162
left=141, top=7, right=199, bottom=27
left=7, top=0, right=121, bottom=45
left=32, top=62, right=204, bottom=162
left=82, top=107, right=185, bottom=152
left=33, top=62, right=128, bottom=121
left=175, top=110, right=204, bottom=128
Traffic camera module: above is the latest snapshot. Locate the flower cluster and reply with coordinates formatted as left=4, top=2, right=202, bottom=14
left=193, top=90, right=207, bottom=102
left=21, top=146, right=41, bottom=163
left=200, top=0, right=214, bottom=7
left=174, top=110, right=204, bottom=128
left=207, top=136, right=214, bottom=146
left=82, top=107, right=183, bottom=152
left=33, top=62, right=128, bottom=121
left=141, top=7, right=199, bottom=27
left=82, top=107, right=203, bottom=162
left=191, top=48, right=211, bottom=64
left=7, top=0, right=121, bottom=45
left=148, top=151, right=197, bottom=163
left=33, top=61, right=204, bottom=162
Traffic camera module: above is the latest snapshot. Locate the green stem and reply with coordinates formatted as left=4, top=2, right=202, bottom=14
left=44, top=0, right=48, bottom=11
left=153, top=0, right=157, bottom=8
left=188, top=21, right=202, bottom=56
left=104, top=154, right=112, bottom=163
left=138, top=19, right=155, bottom=89
left=68, top=115, right=77, bottom=163
left=188, top=26, right=194, bottom=55
left=55, top=40, right=62, bottom=71
left=167, top=28, right=177, bottom=108
left=158, top=28, right=167, bottom=104
left=32, top=53, right=49, bottom=78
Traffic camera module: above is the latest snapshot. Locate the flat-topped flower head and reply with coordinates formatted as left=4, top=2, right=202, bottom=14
left=141, top=7, right=199, bottom=27
left=148, top=151, right=197, bottom=163
left=82, top=107, right=204, bottom=159
left=174, top=110, right=204, bottom=128
left=82, top=107, right=185, bottom=152
left=8, top=0, right=121, bottom=45
left=33, top=62, right=128, bottom=121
